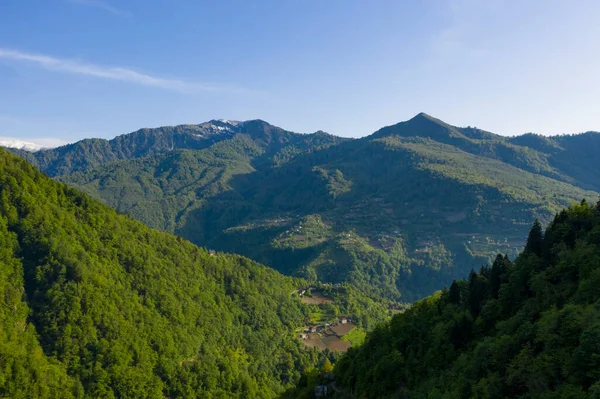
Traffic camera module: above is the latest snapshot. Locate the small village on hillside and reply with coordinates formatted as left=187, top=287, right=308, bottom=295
left=296, top=288, right=360, bottom=352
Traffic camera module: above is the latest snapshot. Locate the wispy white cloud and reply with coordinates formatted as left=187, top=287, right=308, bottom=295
left=0, top=48, right=241, bottom=93
left=68, top=0, right=129, bottom=16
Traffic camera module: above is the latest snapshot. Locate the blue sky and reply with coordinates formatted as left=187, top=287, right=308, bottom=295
left=1, top=0, right=600, bottom=146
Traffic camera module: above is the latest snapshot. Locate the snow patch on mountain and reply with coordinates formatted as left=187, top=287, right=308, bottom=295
left=0, top=139, right=46, bottom=152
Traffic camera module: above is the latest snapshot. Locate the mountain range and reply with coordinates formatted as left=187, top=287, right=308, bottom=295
left=4, top=114, right=600, bottom=398
left=7, top=113, right=600, bottom=300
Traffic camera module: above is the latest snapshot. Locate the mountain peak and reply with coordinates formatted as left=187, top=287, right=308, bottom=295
left=372, top=112, right=463, bottom=140
left=407, top=112, right=448, bottom=126
left=411, top=112, right=434, bottom=120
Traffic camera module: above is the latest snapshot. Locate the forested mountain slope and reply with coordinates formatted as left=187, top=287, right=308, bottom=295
left=335, top=200, right=600, bottom=398
left=11, top=119, right=345, bottom=177
left=7, top=114, right=599, bottom=301
left=376, top=113, right=600, bottom=191
left=0, top=149, right=328, bottom=398
left=508, top=131, right=600, bottom=191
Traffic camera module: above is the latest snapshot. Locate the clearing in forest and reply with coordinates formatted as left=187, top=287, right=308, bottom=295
left=299, top=291, right=333, bottom=305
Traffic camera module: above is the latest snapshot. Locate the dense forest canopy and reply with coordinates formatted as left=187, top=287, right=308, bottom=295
left=0, top=148, right=337, bottom=398
left=6, top=114, right=600, bottom=303
left=334, top=199, right=600, bottom=398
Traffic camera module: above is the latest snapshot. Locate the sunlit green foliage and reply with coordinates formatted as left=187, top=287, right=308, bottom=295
left=0, top=149, right=331, bottom=398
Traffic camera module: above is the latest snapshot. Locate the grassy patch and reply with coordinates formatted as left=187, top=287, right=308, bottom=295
left=309, top=309, right=335, bottom=324
left=341, top=327, right=367, bottom=346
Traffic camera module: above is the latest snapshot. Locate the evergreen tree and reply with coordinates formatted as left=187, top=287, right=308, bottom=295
left=468, top=270, right=490, bottom=317
left=524, top=219, right=543, bottom=256
left=448, top=280, right=461, bottom=304
left=490, top=254, right=509, bottom=298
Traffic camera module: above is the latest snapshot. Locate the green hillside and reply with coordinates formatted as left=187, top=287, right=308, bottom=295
left=10, top=114, right=600, bottom=301
left=334, top=200, right=600, bottom=398
left=0, top=149, right=343, bottom=398
left=375, top=113, right=600, bottom=191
